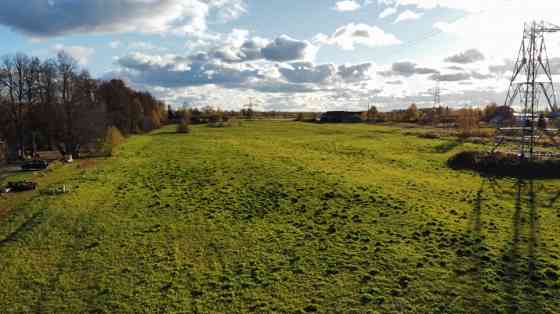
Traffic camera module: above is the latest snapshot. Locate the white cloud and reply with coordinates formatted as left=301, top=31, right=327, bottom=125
left=279, top=62, right=337, bottom=84
left=109, top=41, right=121, bottom=49
left=393, top=10, right=423, bottom=24
left=262, top=35, right=318, bottom=62
left=0, top=0, right=246, bottom=37
left=379, top=7, right=398, bottom=18
left=378, top=0, right=511, bottom=13
left=51, top=44, right=94, bottom=65
left=333, top=0, right=362, bottom=12
left=197, top=33, right=314, bottom=63
left=444, top=49, right=485, bottom=64
left=315, top=23, right=401, bottom=50
left=430, top=1, right=560, bottom=63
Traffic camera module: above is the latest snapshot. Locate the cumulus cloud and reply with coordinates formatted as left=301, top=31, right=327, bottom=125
left=470, top=71, right=494, bottom=80
left=378, top=0, right=511, bottom=13
left=379, top=7, right=398, bottom=18
left=0, top=0, right=246, bottom=37
left=386, top=80, right=403, bottom=85
left=333, top=0, right=362, bottom=12
left=429, top=72, right=471, bottom=82
left=447, top=66, right=464, bottom=71
left=129, top=42, right=160, bottom=51
left=115, top=52, right=263, bottom=88
left=314, top=23, right=401, bottom=50
left=378, top=61, right=439, bottom=77
left=488, top=59, right=514, bottom=77
left=393, top=10, right=423, bottom=24
left=279, top=62, right=336, bottom=84
left=210, top=38, right=269, bottom=63
left=194, top=34, right=314, bottom=63
left=262, top=36, right=317, bottom=62
left=338, top=63, right=374, bottom=82
left=109, top=41, right=121, bottom=49
left=444, top=49, right=485, bottom=64
left=51, top=44, right=94, bottom=65
left=114, top=50, right=375, bottom=94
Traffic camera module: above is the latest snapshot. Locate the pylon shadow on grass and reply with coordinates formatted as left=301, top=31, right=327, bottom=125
left=549, top=190, right=560, bottom=209
left=526, top=180, right=542, bottom=313
left=462, top=178, right=545, bottom=313
left=499, top=179, right=543, bottom=314
left=501, top=180, right=523, bottom=314
left=460, top=177, right=500, bottom=312
left=0, top=211, right=43, bottom=248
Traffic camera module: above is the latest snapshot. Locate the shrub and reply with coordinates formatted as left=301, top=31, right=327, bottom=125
left=177, top=122, right=192, bottom=133
left=99, top=126, right=125, bottom=156
left=418, top=132, right=441, bottom=139
left=447, top=150, right=560, bottom=178
left=177, top=116, right=192, bottom=133
left=457, top=128, right=495, bottom=140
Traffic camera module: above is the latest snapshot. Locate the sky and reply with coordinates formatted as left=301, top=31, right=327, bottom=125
left=1, top=0, right=560, bottom=111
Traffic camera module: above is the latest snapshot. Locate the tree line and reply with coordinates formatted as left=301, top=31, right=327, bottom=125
left=364, top=103, right=516, bottom=125
left=0, top=52, right=166, bottom=159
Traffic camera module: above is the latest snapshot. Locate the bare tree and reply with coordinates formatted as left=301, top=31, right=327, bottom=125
left=56, top=51, right=79, bottom=156
left=0, top=53, right=35, bottom=157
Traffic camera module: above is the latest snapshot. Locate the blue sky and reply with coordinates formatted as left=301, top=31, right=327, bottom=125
left=0, top=0, right=559, bottom=111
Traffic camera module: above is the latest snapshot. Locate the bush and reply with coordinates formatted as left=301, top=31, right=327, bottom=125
left=457, top=128, right=495, bottom=140
left=177, top=115, right=192, bottom=133
left=418, top=132, right=441, bottom=139
left=447, top=151, right=481, bottom=170
left=448, top=150, right=560, bottom=178
left=177, top=122, right=192, bottom=133
left=99, top=126, right=125, bottom=156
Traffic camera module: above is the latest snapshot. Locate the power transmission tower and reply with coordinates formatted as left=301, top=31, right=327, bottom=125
left=428, top=81, right=443, bottom=126
left=433, top=82, right=441, bottom=108
left=492, top=21, right=560, bottom=160
left=243, top=97, right=257, bottom=120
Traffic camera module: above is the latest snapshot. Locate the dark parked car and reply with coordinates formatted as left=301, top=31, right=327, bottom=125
left=21, top=160, right=49, bottom=171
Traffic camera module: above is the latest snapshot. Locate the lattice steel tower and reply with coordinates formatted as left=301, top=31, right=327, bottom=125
left=493, top=21, right=560, bottom=160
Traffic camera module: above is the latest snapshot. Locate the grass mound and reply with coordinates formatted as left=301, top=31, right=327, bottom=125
left=448, top=150, right=560, bottom=178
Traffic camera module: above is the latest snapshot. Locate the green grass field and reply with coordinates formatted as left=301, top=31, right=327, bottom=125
left=1, top=121, right=559, bottom=313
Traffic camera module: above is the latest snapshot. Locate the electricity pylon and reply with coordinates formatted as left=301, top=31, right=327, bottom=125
left=492, top=21, right=560, bottom=160
left=432, top=82, right=441, bottom=108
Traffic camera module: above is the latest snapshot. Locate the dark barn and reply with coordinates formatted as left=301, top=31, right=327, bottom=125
left=320, top=111, right=363, bottom=123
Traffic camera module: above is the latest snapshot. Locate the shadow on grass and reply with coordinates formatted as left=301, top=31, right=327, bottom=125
left=502, top=180, right=523, bottom=314
left=500, top=179, right=543, bottom=314
left=150, top=130, right=182, bottom=136
left=460, top=178, right=492, bottom=312
left=434, top=141, right=463, bottom=153
left=0, top=211, right=43, bottom=247
left=549, top=190, right=560, bottom=209
left=462, top=178, right=546, bottom=313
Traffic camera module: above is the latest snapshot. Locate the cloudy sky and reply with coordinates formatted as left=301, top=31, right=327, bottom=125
left=1, top=0, right=560, bottom=111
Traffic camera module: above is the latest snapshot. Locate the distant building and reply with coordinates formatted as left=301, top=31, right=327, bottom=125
left=320, top=111, right=363, bottom=123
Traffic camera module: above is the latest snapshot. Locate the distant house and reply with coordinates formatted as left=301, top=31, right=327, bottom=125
left=320, top=111, right=363, bottom=123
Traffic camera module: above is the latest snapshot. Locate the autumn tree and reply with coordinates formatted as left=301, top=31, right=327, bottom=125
left=405, top=103, right=419, bottom=122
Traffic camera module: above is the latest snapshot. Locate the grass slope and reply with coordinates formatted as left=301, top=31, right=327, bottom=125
left=0, top=122, right=559, bottom=313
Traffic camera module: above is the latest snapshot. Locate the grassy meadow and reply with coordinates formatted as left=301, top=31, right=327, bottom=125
left=0, top=121, right=559, bottom=313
